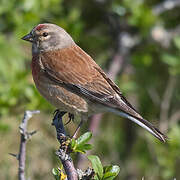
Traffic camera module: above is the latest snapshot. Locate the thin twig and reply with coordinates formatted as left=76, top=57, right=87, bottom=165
left=18, top=110, right=39, bottom=180
left=52, top=110, right=78, bottom=180
left=9, top=110, right=40, bottom=180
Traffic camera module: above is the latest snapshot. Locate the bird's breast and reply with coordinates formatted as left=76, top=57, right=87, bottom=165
left=31, top=54, right=89, bottom=114
left=31, top=55, right=42, bottom=85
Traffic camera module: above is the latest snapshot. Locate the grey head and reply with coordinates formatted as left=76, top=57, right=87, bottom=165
left=22, top=23, right=75, bottom=54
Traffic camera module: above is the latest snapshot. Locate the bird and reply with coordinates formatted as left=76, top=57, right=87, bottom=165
left=22, top=23, right=167, bottom=142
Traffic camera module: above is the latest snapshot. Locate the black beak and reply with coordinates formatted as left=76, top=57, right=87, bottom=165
left=21, top=33, right=33, bottom=42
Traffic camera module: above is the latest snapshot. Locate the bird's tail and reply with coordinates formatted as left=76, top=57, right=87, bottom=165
left=114, top=111, right=167, bottom=142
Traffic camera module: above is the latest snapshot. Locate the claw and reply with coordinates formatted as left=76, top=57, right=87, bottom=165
left=53, top=109, right=66, bottom=117
left=64, top=113, right=74, bottom=126
left=52, top=110, right=67, bottom=125
left=53, top=109, right=59, bottom=116
left=52, top=110, right=75, bottom=127
left=69, top=113, right=74, bottom=122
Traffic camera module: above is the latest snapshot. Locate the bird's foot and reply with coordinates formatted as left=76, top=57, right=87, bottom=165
left=53, top=109, right=74, bottom=126
left=52, top=109, right=80, bottom=152
left=64, top=113, right=74, bottom=126
left=52, top=109, right=67, bottom=136
left=53, top=109, right=67, bottom=120
left=52, top=109, right=73, bottom=153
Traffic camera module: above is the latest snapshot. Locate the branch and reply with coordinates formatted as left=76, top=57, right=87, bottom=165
left=9, top=110, right=39, bottom=180
left=52, top=110, right=78, bottom=180
left=18, top=110, right=39, bottom=180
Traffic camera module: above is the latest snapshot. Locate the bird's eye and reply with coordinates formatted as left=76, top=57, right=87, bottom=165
left=42, top=32, right=48, bottom=37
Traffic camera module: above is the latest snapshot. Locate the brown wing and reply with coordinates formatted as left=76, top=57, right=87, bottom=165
left=40, top=45, right=142, bottom=118
left=41, top=45, right=116, bottom=95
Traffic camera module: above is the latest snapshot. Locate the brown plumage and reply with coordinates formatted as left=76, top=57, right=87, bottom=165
left=22, top=23, right=167, bottom=142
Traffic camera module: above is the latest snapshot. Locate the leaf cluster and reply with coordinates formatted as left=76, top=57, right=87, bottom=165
left=52, top=132, right=120, bottom=180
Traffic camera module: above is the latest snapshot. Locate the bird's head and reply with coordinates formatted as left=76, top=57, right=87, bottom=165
left=22, top=23, right=75, bottom=53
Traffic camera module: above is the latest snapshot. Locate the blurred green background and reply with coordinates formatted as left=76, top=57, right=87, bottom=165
left=0, top=0, right=180, bottom=179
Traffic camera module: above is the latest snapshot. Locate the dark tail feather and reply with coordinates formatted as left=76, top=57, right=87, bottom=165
left=116, top=111, right=167, bottom=142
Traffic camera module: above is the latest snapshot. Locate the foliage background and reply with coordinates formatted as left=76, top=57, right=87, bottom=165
left=0, top=0, right=180, bottom=179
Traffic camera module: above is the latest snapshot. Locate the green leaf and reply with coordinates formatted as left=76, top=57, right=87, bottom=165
left=75, top=144, right=93, bottom=153
left=103, top=165, right=120, bottom=180
left=71, top=138, right=76, bottom=149
left=94, top=174, right=100, bottom=180
left=88, top=155, right=103, bottom=179
left=76, top=132, right=92, bottom=146
left=103, top=172, right=117, bottom=179
left=52, top=168, right=59, bottom=176
left=52, top=168, right=60, bottom=180
left=80, top=143, right=92, bottom=150
left=71, top=132, right=93, bottom=153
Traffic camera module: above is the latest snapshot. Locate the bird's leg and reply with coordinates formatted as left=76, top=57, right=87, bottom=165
left=52, top=109, right=67, bottom=136
left=53, top=109, right=83, bottom=139
left=53, top=109, right=74, bottom=126
left=72, top=120, right=83, bottom=139
left=52, top=109, right=73, bottom=154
